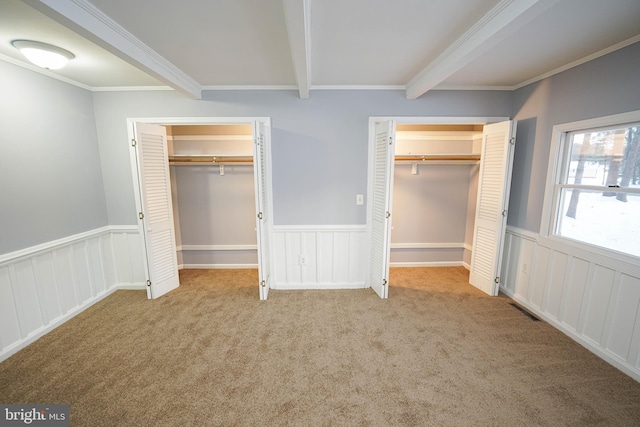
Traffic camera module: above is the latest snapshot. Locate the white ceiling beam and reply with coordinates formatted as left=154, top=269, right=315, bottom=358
left=282, top=0, right=312, bottom=99
left=405, top=0, right=560, bottom=100
left=23, top=0, right=202, bottom=99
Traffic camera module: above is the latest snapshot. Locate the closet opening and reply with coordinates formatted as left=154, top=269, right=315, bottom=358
left=391, top=124, right=483, bottom=271
left=128, top=118, right=272, bottom=301
left=367, top=117, right=516, bottom=299
left=167, top=124, right=257, bottom=271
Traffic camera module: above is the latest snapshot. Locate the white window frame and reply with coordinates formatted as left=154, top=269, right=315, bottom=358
left=540, top=110, right=640, bottom=263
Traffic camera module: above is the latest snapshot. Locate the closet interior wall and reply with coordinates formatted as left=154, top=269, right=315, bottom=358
left=391, top=125, right=483, bottom=268
left=167, top=124, right=258, bottom=269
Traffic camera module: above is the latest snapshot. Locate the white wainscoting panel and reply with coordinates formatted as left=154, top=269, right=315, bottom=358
left=272, top=226, right=367, bottom=289
left=501, top=226, right=640, bottom=381
left=0, top=226, right=145, bottom=362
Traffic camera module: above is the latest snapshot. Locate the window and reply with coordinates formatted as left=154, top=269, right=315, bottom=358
left=546, top=112, right=640, bottom=259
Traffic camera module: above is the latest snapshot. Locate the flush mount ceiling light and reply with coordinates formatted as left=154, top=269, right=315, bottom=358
left=11, top=40, right=75, bottom=70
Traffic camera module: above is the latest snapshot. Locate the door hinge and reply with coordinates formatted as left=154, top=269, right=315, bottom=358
left=389, top=136, right=393, bottom=145
left=386, top=211, right=391, bottom=218
left=502, top=209, right=508, bottom=217
left=494, top=276, right=500, bottom=284
left=509, top=137, right=515, bottom=145
left=257, top=212, right=263, bottom=220
left=131, top=139, right=137, bottom=147
left=261, top=280, right=266, bottom=288
left=139, top=212, right=144, bottom=220
left=383, top=279, right=388, bottom=286
left=146, top=280, right=152, bottom=287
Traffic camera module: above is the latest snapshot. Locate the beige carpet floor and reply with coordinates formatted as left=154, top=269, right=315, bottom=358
left=1, top=267, right=639, bottom=426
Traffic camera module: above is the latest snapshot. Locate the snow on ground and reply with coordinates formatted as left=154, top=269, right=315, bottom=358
left=558, top=190, right=640, bottom=258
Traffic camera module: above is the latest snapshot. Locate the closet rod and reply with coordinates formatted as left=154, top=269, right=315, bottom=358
left=168, top=155, right=253, bottom=165
left=395, top=154, right=480, bottom=162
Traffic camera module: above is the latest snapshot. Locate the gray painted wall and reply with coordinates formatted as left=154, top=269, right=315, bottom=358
left=173, top=165, right=257, bottom=245
left=391, top=163, right=471, bottom=243
left=508, top=41, right=640, bottom=232
left=0, top=61, right=107, bottom=254
left=91, top=89, right=511, bottom=226
left=3, top=39, right=636, bottom=254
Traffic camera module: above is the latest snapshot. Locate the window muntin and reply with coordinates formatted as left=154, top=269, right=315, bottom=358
left=553, top=123, right=640, bottom=258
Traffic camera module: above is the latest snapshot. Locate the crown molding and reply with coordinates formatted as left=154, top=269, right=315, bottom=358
left=201, top=85, right=298, bottom=91
left=23, top=0, right=202, bottom=99
left=0, top=53, right=91, bottom=90
left=405, top=0, right=561, bottom=99
left=512, top=34, right=640, bottom=90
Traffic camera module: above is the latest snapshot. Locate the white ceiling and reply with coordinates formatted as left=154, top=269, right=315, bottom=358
left=1, top=0, right=639, bottom=98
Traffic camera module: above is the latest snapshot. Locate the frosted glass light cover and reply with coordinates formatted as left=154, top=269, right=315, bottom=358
left=11, top=40, right=74, bottom=70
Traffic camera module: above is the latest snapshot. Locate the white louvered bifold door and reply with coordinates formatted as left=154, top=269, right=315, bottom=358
left=253, top=121, right=271, bottom=300
left=469, top=120, right=517, bottom=296
left=134, top=122, right=179, bottom=299
left=369, top=120, right=396, bottom=299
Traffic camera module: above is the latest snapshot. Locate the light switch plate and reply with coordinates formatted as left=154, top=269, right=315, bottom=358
left=356, top=194, right=364, bottom=205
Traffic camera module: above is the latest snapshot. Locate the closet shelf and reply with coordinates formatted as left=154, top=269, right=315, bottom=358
left=168, top=155, right=253, bottom=165
left=395, top=154, right=480, bottom=164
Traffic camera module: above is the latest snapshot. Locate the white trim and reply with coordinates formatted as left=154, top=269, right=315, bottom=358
left=464, top=243, right=473, bottom=252
left=25, top=0, right=201, bottom=99
left=370, top=116, right=510, bottom=125
left=283, top=0, right=312, bottom=99
left=513, top=34, right=640, bottom=90
left=391, top=243, right=466, bottom=249
left=506, top=225, right=539, bottom=242
left=0, top=225, right=146, bottom=363
left=556, top=184, right=640, bottom=194
left=0, top=286, right=118, bottom=363
left=201, top=85, right=298, bottom=91
left=177, top=245, right=257, bottom=251
left=311, top=85, right=406, bottom=90
left=106, top=225, right=139, bottom=232
left=179, top=264, right=258, bottom=269
left=0, top=226, right=111, bottom=265
left=367, top=115, right=510, bottom=297
left=128, top=117, right=271, bottom=126
left=92, top=86, right=173, bottom=92
left=273, top=224, right=367, bottom=232
left=274, top=282, right=366, bottom=290
left=433, top=85, right=514, bottom=91
left=0, top=279, right=147, bottom=363
left=127, top=116, right=272, bottom=299
left=396, top=131, right=483, bottom=140
left=501, top=289, right=640, bottom=382
left=390, top=261, right=465, bottom=268
left=539, top=236, right=640, bottom=279
left=0, top=54, right=91, bottom=91
left=116, top=283, right=146, bottom=290
left=405, top=0, right=560, bottom=99
left=539, top=110, right=640, bottom=264
left=170, top=135, right=252, bottom=141
left=5, top=32, right=637, bottom=96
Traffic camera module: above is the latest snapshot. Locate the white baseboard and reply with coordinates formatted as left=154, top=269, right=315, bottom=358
left=274, top=282, right=367, bottom=290
left=0, top=286, right=119, bottom=363
left=179, top=264, right=258, bottom=269
left=501, top=288, right=640, bottom=382
left=390, top=261, right=465, bottom=268
left=176, top=244, right=257, bottom=251
left=117, top=282, right=147, bottom=290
